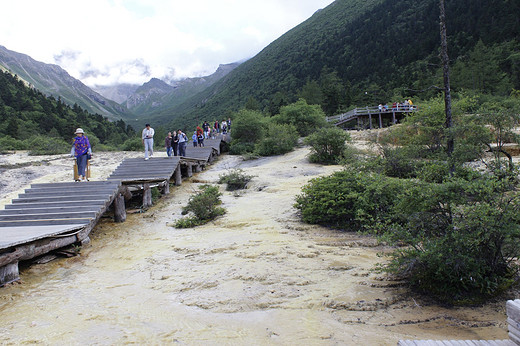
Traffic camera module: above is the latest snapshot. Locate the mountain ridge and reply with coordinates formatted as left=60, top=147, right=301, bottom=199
left=0, top=45, right=130, bottom=120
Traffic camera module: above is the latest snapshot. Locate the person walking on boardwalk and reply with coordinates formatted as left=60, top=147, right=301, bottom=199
left=172, top=130, right=179, bottom=156
left=70, top=128, right=92, bottom=182
left=196, top=125, right=204, bottom=147
left=165, top=132, right=173, bottom=157
left=203, top=121, right=210, bottom=139
left=214, top=120, right=220, bottom=134
left=177, top=129, right=188, bottom=156
left=192, top=131, right=198, bottom=147
left=142, top=123, right=154, bottom=160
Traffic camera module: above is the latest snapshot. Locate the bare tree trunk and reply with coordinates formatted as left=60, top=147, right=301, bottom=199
left=439, top=0, right=454, bottom=171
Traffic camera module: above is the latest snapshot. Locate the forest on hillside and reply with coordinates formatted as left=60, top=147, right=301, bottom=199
left=159, top=0, right=520, bottom=131
left=0, top=71, right=135, bottom=154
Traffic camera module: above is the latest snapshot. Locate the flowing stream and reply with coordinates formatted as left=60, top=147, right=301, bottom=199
left=0, top=147, right=511, bottom=345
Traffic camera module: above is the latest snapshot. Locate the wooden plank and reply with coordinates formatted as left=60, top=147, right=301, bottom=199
left=0, top=212, right=97, bottom=221
left=0, top=206, right=100, bottom=215
left=0, top=218, right=90, bottom=227
left=23, top=187, right=117, bottom=194
left=507, top=300, right=520, bottom=323
left=18, top=190, right=116, bottom=198
left=4, top=200, right=106, bottom=209
left=30, top=181, right=119, bottom=188
left=12, top=196, right=111, bottom=203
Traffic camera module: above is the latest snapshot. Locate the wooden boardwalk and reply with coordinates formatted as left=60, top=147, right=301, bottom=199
left=0, top=181, right=122, bottom=284
left=327, top=105, right=418, bottom=129
left=108, top=156, right=182, bottom=183
left=0, top=135, right=229, bottom=286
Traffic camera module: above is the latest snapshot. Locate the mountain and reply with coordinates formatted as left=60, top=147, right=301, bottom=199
left=154, top=0, right=520, bottom=129
left=0, top=68, right=134, bottom=150
left=0, top=45, right=130, bottom=120
left=119, top=62, right=240, bottom=125
left=92, top=83, right=140, bottom=104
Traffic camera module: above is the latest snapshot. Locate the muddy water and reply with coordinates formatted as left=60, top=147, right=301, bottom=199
left=0, top=147, right=512, bottom=345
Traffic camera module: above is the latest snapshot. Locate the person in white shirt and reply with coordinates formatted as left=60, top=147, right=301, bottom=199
left=142, top=123, right=155, bottom=160
left=177, top=129, right=188, bottom=156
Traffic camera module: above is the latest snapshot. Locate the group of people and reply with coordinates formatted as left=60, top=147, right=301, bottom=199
left=163, top=128, right=189, bottom=157
left=378, top=99, right=415, bottom=112
left=70, top=118, right=232, bottom=182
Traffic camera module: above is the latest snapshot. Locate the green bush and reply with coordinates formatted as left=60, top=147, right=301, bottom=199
left=0, top=135, right=27, bottom=152
left=304, top=127, right=350, bottom=164
left=229, top=140, right=255, bottom=155
left=272, top=98, right=328, bottom=137
left=294, top=168, right=405, bottom=232
left=26, top=135, right=70, bottom=155
left=218, top=169, right=254, bottom=191
left=229, top=109, right=266, bottom=145
left=296, top=162, right=520, bottom=304
left=255, top=123, right=298, bottom=156
left=175, top=185, right=226, bottom=228
left=121, top=137, right=143, bottom=151
left=385, top=175, right=520, bottom=303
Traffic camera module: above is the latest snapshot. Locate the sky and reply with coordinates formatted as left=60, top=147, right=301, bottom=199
left=0, top=0, right=335, bottom=87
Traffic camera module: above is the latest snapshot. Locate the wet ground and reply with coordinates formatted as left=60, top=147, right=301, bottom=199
left=0, top=146, right=515, bottom=344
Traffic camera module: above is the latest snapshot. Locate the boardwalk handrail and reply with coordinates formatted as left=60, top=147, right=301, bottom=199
left=326, top=105, right=419, bottom=124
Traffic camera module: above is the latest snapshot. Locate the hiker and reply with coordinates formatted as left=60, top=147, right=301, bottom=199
left=196, top=126, right=204, bottom=147
left=172, top=130, right=179, bottom=156
left=165, top=132, right=173, bottom=157
left=177, top=129, right=188, bottom=156
left=142, top=123, right=154, bottom=160
left=227, top=118, right=231, bottom=132
left=203, top=121, right=210, bottom=139
left=214, top=120, right=219, bottom=134
left=192, top=131, right=198, bottom=147
left=221, top=120, right=227, bottom=134
left=70, top=128, right=92, bottom=182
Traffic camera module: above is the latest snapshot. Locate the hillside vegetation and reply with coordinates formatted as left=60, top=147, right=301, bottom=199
left=0, top=45, right=129, bottom=121
left=156, top=0, right=520, bottom=130
left=0, top=70, right=135, bottom=154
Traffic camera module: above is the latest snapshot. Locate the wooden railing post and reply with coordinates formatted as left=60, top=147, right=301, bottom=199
left=507, top=299, right=520, bottom=344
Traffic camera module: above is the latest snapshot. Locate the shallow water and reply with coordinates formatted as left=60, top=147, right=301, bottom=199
left=0, top=147, right=512, bottom=345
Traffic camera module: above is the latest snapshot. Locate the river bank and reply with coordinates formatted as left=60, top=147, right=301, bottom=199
left=0, top=143, right=515, bottom=344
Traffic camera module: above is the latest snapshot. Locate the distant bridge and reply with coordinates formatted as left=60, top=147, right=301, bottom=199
left=326, top=105, right=418, bottom=129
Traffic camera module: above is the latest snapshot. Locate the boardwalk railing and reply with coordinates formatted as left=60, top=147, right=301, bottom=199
left=326, top=105, right=419, bottom=128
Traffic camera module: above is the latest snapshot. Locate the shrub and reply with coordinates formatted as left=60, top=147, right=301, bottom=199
left=385, top=175, right=520, bottom=303
left=0, top=135, right=27, bottom=152
left=26, top=135, right=70, bottom=155
left=255, top=123, right=298, bottom=156
left=229, top=109, right=266, bottom=145
left=296, top=159, right=520, bottom=304
left=294, top=168, right=405, bottom=232
left=272, top=99, right=328, bottom=137
left=218, top=169, right=254, bottom=191
left=229, top=140, right=255, bottom=155
left=175, top=185, right=226, bottom=228
left=121, top=137, right=143, bottom=151
left=304, top=127, right=350, bottom=164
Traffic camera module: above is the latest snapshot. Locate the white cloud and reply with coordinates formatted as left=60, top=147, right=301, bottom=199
left=0, top=0, right=334, bottom=86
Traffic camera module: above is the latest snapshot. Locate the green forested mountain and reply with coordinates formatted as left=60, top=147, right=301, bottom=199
left=123, top=63, right=240, bottom=127
left=0, top=70, right=135, bottom=153
left=0, top=45, right=130, bottom=121
left=157, top=0, right=520, bottom=129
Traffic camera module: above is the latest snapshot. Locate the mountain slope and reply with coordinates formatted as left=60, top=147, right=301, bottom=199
left=0, top=45, right=130, bottom=120
left=156, top=0, right=520, bottom=129
left=123, top=62, right=240, bottom=125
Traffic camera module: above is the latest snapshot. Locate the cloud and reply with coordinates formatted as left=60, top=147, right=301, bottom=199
left=0, top=0, right=334, bottom=86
